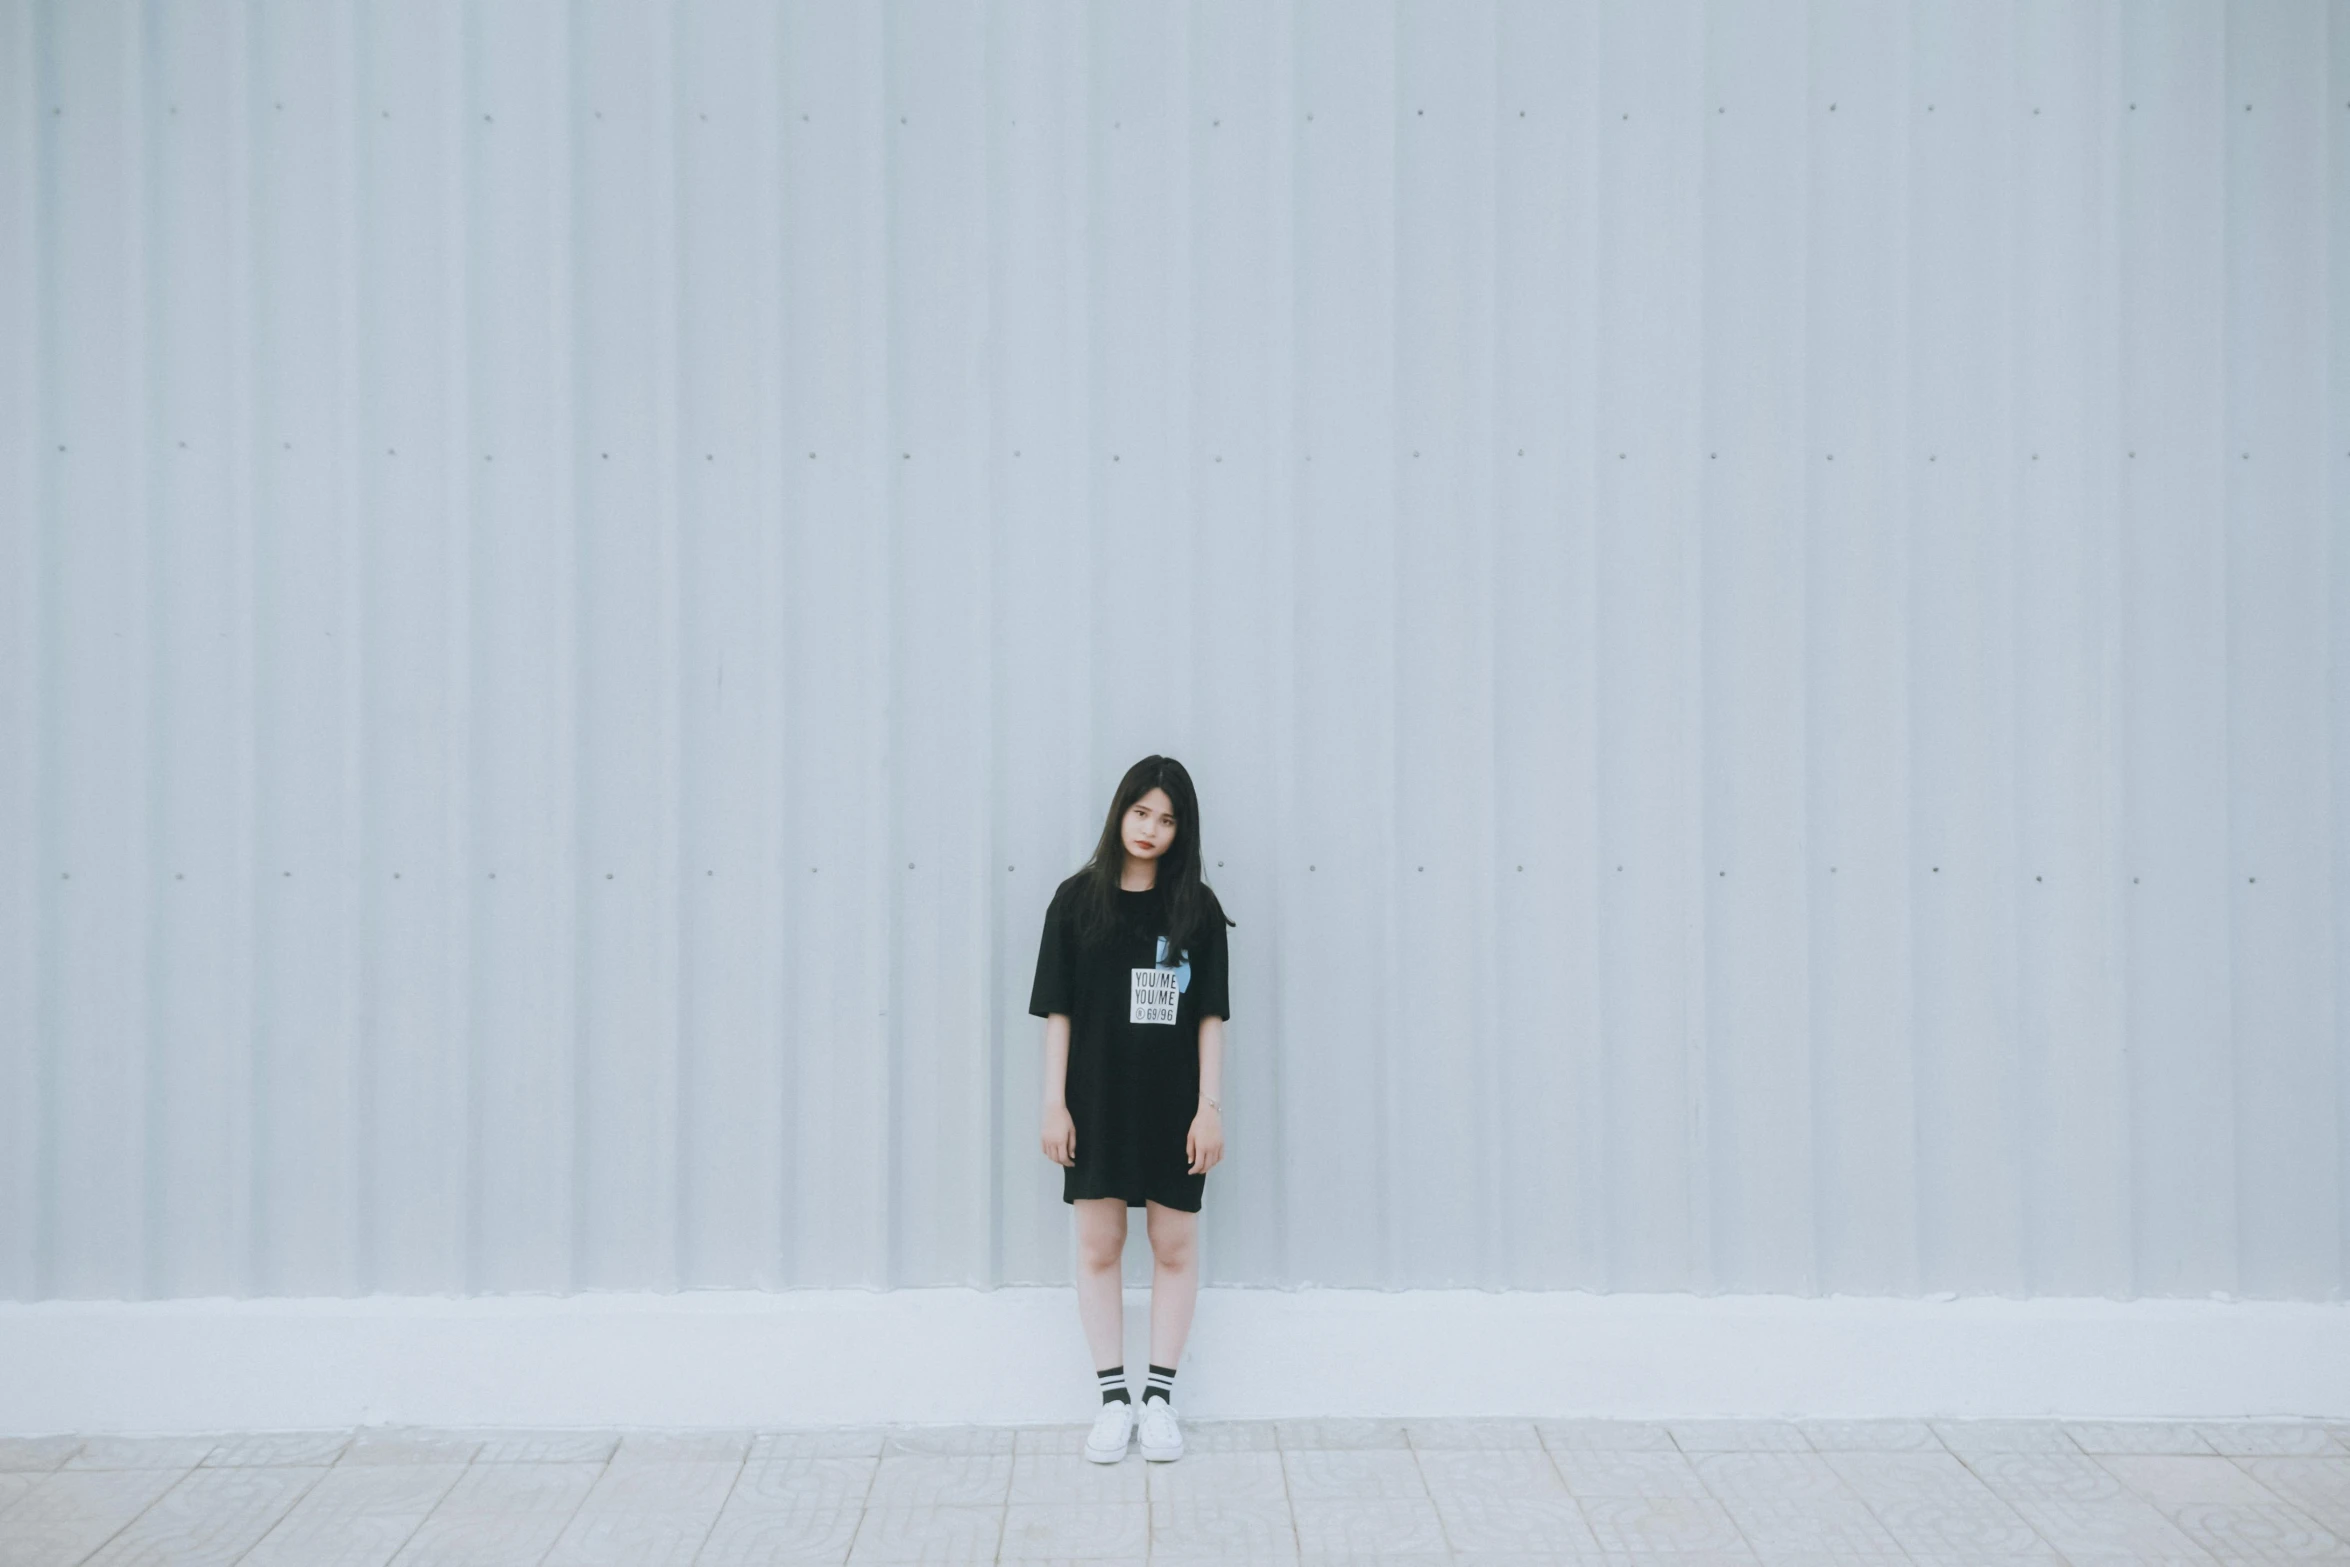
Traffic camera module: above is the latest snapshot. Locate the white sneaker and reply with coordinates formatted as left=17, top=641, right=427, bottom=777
left=1136, top=1396, right=1184, bottom=1461
left=1083, top=1398, right=1135, bottom=1463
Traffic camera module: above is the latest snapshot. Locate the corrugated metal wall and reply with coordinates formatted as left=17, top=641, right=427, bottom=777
left=2, top=0, right=2342, bottom=1304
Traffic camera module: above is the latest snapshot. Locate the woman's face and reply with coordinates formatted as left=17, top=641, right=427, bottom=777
left=1122, top=787, right=1178, bottom=864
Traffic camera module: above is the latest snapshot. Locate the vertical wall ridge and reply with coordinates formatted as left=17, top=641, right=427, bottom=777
left=1262, top=0, right=1296, bottom=1287
left=227, top=0, right=260, bottom=1298
left=878, top=0, right=903, bottom=1288
left=332, top=0, right=369, bottom=1297
left=126, top=0, right=156, bottom=1302
left=2332, top=0, right=2350, bottom=1300
left=342, top=0, right=378, bottom=1297
left=0, top=0, right=43, bottom=1301
left=441, top=0, right=477, bottom=1296
left=32, top=0, right=57, bottom=1300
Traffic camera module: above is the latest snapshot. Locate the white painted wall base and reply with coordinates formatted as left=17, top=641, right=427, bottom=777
left=2, top=1287, right=2341, bottom=1435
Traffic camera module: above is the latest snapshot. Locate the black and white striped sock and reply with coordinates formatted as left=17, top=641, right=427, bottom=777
left=1096, top=1365, right=1130, bottom=1405
left=1143, top=1364, right=1177, bottom=1404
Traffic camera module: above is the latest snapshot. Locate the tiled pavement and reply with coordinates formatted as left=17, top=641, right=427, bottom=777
left=2, top=1417, right=2347, bottom=1566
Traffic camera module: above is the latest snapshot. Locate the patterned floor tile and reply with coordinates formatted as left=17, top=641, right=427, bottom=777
left=1930, top=1420, right=2081, bottom=1455
left=1415, top=1446, right=1570, bottom=1500
left=538, top=1456, right=743, bottom=1566
left=1536, top=1419, right=1678, bottom=1451
left=1279, top=1447, right=1429, bottom=1501
left=1690, top=1449, right=1855, bottom=1499
left=1669, top=1421, right=1813, bottom=1452
left=843, top=1502, right=1003, bottom=1564
left=240, top=1461, right=470, bottom=1567
left=1713, top=1494, right=1904, bottom=1556
left=1579, top=1494, right=1751, bottom=1553
left=1178, top=1419, right=1282, bottom=1454
left=2167, top=1501, right=2348, bottom=1566
left=730, top=1454, right=878, bottom=1505
left=1994, top=1492, right=2221, bottom=1562
left=2065, top=1421, right=2219, bottom=1455
left=1147, top=1492, right=1298, bottom=1557
left=1858, top=1493, right=2054, bottom=1559
left=1796, top=1419, right=1941, bottom=1452
left=1963, top=1448, right=2132, bottom=1503
left=1288, top=1494, right=1449, bottom=1554
left=80, top=1465, right=326, bottom=1567
left=2100, top=1453, right=2289, bottom=1507
left=752, top=1427, right=890, bottom=1460
left=1275, top=1418, right=1413, bottom=1450
left=0, top=1436, right=83, bottom=1473
left=612, top=1429, right=754, bottom=1463
left=469, top=1428, right=620, bottom=1463
left=998, top=1500, right=1147, bottom=1559
left=2233, top=1458, right=2350, bottom=1537
left=1010, top=1448, right=1147, bottom=1504
left=694, top=1457, right=869, bottom=1567
left=1551, top=1447, right=1712, bottom=1498
left=1407, top=1419, right=1545, bottom=1450
left=63, top=1434, right=223, bottom=1469
left=865, top=1452, right=1014, bottom=1509
left=882, top=1425, right=1017, bottom=1457
left=1431, top=1489, right=1602, bottom=1553
left=340, top=1427, right=485, bottom=1465
left=385, top=1460, right=605, bottom=1566
left=1825, top=1448, right=2012, bottom=1502
left=1013, top=1424, right=1095, bottom=1457
left=1143, top=1449, right=1289, bottom=1504
left=0, top=1468, right=187, bottom=1567
left=2196, top=1423, right=2346, bottom=1458
left=202, top=1429, right=354, bottom=1467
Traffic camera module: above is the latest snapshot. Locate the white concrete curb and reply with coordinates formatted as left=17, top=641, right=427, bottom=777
left=2, top=1286, right=2342, bottom=1434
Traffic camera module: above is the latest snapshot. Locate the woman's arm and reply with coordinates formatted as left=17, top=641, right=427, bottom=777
left=1187, top=1015, right=1225, bottom=1174
left=1040, top=1013, right=1075, bottom=1166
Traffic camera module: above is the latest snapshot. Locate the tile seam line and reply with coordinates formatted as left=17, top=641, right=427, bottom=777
left=667, top=1410, right=751, bottom=1563
left=67, top=1458, right=198, bottom=1567
left=524, top=1442, right=614, bottom=1567
left=219, top=1457, right=334, bottom=1565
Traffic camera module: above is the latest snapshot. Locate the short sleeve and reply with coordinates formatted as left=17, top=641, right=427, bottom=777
left=1027, top=883, right=1074, bottom=1018
left=1189, top=904, right=1230, bottom=1020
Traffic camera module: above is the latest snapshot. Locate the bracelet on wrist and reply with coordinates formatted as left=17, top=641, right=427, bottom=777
left=1199, top=1094, right=1220, bottom=1112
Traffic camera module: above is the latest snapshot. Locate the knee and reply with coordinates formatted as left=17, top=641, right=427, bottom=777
left=1148, top=1221, right=1196, bottom=1273
left=1076, top=1223, right=1126, bottom=1275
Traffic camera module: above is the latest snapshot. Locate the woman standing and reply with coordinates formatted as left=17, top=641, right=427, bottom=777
left=1029, top=755, right=1233, bottom=1464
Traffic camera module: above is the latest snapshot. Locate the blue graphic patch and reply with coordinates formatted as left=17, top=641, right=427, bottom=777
left=1154, top=934, right=1192, bottom=994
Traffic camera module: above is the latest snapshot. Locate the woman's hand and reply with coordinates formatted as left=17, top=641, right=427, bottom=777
left=1186, top=1103, right=1223, bottom=1175
left=1041, top=1103, right=1075, bottom=1167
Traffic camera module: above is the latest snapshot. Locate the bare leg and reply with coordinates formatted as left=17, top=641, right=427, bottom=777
left=1072, top=1198, right=1128, bottom=1370
left=1144, top=1200, right=1199, bottom=1372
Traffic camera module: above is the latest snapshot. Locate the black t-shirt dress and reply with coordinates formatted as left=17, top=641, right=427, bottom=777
left=1028, top=872, right=1231, bottom=1212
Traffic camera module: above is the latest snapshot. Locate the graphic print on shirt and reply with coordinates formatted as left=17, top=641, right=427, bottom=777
left=1129, top=933, right=1189, bottom=1025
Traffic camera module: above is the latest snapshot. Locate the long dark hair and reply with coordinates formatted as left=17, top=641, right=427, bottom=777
left=1070, top=755, right=1235, bottom=957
